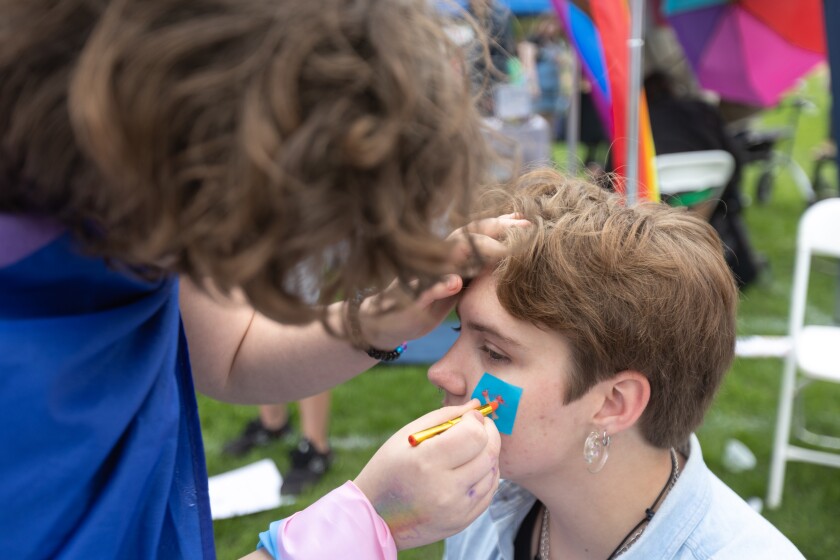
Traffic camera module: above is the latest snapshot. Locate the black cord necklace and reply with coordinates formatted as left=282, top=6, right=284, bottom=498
left=538, top=447, right=680, bottom=560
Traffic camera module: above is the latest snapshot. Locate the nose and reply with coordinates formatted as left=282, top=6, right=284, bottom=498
left=427, top=342, right=469, bottom=400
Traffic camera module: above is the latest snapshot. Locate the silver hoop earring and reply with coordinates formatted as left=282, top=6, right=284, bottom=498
left=583, top=430, right=611, bottom=473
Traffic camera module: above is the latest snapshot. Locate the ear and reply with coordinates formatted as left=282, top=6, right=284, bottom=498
left=590, top=370, right=650, bottom=434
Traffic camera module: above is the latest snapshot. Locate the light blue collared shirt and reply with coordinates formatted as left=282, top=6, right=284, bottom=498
left=444, top=435, right=804, bottom=560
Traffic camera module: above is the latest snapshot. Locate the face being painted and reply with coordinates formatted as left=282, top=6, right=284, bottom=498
left=470, top=372, right=523, bottom=436
left=427, top=272, right=598, bottom=485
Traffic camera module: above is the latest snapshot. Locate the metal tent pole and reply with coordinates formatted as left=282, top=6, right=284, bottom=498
left=625, top=0, right=646, bottom=205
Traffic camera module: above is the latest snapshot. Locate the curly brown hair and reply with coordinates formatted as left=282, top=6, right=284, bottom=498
left=487, top=169, right=738, bottom=449
left=0, top=0, right=489, bottom=324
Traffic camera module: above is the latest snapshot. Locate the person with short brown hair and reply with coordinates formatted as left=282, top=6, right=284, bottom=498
left=0, top=1, right=523, bottom=558
left=430, top=169, right=803, bottom=559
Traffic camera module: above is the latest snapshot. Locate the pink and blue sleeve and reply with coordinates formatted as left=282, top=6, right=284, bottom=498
left=257, top=480, right=397, bottom=560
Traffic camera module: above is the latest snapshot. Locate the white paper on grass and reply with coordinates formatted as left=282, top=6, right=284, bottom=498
left=208, top=458, right=294, bottom=520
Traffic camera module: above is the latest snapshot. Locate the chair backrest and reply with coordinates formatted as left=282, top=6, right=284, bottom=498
left=654, top=150, right=735, bottom=195
left=789, top=198, right=840, bottom=338
left=797, top=198, right=840, bottom=258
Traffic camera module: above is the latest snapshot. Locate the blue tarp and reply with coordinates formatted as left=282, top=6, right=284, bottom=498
left=499, top=0, right=553, bottom=15
left=384, top=320, right=460, bottom=365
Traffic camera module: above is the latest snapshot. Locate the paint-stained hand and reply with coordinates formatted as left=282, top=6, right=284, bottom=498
left=354, top=399, right=501, bottom=550
left=359, top=214, right=531, bottom=351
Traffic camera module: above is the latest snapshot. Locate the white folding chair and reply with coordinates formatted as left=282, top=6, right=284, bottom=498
left=767, top=197, right=840, bottom=509
left=655, top=150, right=735, bottom=208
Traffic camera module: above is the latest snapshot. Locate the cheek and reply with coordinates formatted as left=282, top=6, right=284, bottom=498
left=470, top=372, right=524, bottom=436
left=497, top=398, right=560, bottom=477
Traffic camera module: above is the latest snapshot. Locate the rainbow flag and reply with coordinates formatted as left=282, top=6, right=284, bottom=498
left=552, top=0, right=659, bottom=201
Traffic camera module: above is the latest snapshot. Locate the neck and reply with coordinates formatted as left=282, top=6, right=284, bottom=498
left=527, top=439, right=681, bottom=560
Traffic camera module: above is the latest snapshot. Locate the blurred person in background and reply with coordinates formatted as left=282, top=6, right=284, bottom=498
left=645, top=70, right=764, bottom=289
left=467, top=0, right=517, bottom=116
left=518, top=14, right=573, bottom=140
left=224, top=395, right=333, bottom=497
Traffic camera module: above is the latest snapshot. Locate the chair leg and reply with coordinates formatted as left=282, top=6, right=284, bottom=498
left=767, top=355, right=798, bottom=509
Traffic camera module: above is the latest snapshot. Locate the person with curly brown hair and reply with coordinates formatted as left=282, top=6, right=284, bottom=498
left=0, top=1, right=525, bottom=558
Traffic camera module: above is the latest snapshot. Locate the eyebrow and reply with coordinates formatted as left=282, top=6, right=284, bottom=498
left=455, top=303, right=523, bottom=348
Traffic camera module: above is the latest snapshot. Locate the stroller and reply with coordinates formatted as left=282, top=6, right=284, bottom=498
left=729, top=97, right=817, bottom=205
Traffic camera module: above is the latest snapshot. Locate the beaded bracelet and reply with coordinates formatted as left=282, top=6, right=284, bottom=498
left=366, top=341, right=407, bottom=362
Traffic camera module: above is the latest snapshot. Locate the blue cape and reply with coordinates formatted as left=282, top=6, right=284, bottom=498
left=0, top=218, right=214, bottom=558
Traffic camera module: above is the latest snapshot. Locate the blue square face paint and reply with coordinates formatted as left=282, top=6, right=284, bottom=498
left=470, top=372, right=522, bottom=435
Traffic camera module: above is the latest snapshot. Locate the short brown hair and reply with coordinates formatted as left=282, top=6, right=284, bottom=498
left=0, top=0, right=488, bottom=323
left=489, top=169, right=737, bottom=448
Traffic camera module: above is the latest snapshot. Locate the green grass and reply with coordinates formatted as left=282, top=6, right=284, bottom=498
left=202, top=72, right=840, bottom=559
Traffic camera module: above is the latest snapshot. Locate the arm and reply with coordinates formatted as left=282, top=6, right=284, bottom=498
left=181, top=282, right=384, bottom=404
left=245, top=481, right=397, bottom=560
left=240, top=400, right=501, bottom=559
left=517, top=41, right=540, bottom=98
left=182, top=215, right=530, bottom=404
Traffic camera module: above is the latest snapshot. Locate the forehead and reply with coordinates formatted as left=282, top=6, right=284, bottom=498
left=456, top=273, right=504, bottom=317
left=458, top=271, right=576, bottom=354
left=456, top=273, right=546, bottom=344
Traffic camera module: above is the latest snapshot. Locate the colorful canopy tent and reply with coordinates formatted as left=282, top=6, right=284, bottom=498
left=664, top=0, right=826, bottom=107
left=551, top=0, right=660, bottom=202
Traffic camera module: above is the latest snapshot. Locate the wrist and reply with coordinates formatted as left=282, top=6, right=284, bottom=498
left=348, top=291, right=406, bottom=352
left=365, top=341, right=407, bottom=362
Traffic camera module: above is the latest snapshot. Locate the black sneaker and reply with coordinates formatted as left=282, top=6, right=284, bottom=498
left=281, top=438, right=333, bottom=496
left=222, top=418, right=292, bottom=457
